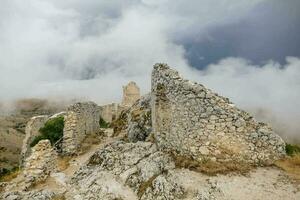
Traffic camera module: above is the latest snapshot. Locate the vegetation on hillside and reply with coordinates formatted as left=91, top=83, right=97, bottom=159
left=0, top=167, right=19, bottom=182
left=275, top=143, right=300, bottom=183
left=285, top=143, right=300, bottom=156
left=99, top=117, right=109, bottom=128
left=30, top=116, right=64, bottom=147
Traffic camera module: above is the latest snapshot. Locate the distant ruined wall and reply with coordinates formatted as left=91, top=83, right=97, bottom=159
left=62, top=102, right=100, bottom=155
left=151, top=64, right=285, bottom=165
left=20, top=115, right=49, bottom=167
left=122, top=81, right=140, bottom=107
left=100, top=103, right=125, bottom=123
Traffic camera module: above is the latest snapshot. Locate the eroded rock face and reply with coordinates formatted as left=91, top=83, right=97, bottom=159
left=151, top=63, right=285, bottom=164
left=2, top=189, right=56, bottom=200
left=127, top=94, right=152, bottom=142
left=140, top=168, right=300, bottom=200
left=66, top=141, right=175, bottom=199
left=4, top=140, right=57, bottom=194
left=62, top=102, right=100, bottom=155
left=20, top=115, right=49, bottom=167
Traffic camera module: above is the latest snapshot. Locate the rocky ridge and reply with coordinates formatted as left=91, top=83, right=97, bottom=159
left=1, top=64, right=299, bottom=200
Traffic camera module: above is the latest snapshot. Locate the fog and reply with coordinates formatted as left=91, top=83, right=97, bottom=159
left=0, top=0, right=299, bottom=142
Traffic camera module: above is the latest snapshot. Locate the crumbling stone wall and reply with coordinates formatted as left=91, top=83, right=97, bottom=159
left=62, top=102, right=100, bottom=155
left=100, top=103, right=125, bottom=123
left=20, top=115, right=49, bottom=167
left=122, top=81, right=141, bottom=107
left=151, top=63, right=285, bottom=165
left=5, top=140, right=57, bottom=192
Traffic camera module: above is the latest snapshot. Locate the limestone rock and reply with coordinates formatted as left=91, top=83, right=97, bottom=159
left=127, top=94, right=152, bottom=142
left=20, top=115, right=49, bottom=167
left=62, top=102, right=101, bottom=155
left=5, top=140, right=57, bottom=192
left=66, top=141, right=174, bottom=199
left=151, top=63, right=285, bottom=165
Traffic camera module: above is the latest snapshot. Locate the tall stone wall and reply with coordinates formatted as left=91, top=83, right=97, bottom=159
left=19, top=115, right=49, bottom=167
left=151, top=64, right=285, bottom=165
left=121, top=81, right=140, bottom=107
left=62, top=102, right=100, bottom=155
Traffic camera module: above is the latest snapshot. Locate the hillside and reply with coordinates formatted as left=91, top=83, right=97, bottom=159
left=1, top=64, right=299, bottom=200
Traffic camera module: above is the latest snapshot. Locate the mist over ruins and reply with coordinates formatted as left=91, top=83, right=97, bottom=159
left=0, top=64, right=299, bottom=200
left=1, top=1, right=300, bottom=200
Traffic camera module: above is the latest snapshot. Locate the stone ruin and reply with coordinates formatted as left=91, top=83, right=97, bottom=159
left=151, top=63, right=285, bottom=164
left=19, top=102, right=100, bottom=164
left=5, top=140, right=57, bottom=192
left=20, top=115, right=49, bottom=167
left=122, top=81, right=141, bottom=107
left=100, top=81, right=141, bottom=123
left=62, top=102, right=100, bottom=155
left=100, top=103, right=125, bottom=123
left=3, top=64, right=294, bottom=200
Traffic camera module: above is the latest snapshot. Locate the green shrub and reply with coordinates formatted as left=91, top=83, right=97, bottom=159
left=99, top=117, right=109, bottom=128
left=285, top=143, right=300, bottom=156
left=30, top=116, right=64, bottom=147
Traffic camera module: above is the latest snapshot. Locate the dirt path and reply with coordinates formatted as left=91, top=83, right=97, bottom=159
left=63, top=137, right=117, bottom=177
left=34, top=136, right=120, bottom=193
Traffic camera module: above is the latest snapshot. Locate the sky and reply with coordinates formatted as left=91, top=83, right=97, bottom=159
left=0, top=0, right=299, bottom=141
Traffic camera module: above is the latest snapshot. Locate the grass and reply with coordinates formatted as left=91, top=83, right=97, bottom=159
left=137, top=174, right=160, bottom=198
left=170, top=152, right=251, bottom=176
left=57, top=156, right=72, bottom=171
left=99, top=117, right=109, bottom=128
left=0, top=167, right=20, bottom=182
left=275, top=143, right=300, bottom=183
left=30, top=116, right=64, bottom=147
left=285, top=143, right=300, bottom=156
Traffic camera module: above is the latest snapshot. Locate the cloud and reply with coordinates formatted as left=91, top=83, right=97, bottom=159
left=0, top=0, right=299, bottom=141
left=191, top=57, right=300, bottom=143
left=0, top=0, right=265, bottom=101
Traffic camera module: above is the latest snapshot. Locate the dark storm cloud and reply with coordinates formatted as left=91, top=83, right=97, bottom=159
left=184, top=0, right=300, bottom=69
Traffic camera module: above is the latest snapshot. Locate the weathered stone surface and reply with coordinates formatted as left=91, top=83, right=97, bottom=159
left=2, top=189, right=56, bottom=200
left=5, top=140, right=57, bottom=193
left=127, top=94, right=152, bottom=142
left=141, top=168, right=300, bottom=200
left=151, top=63, right=285, bottom=164
left=100, top=103, right=125, bottom=123
left=66, top=141, right=174, bottom=199
left=20, top=115, right=49, bottom=167
left=62, top=102, right=100, bottom=155
left=122, top=81, right=141, bottom=107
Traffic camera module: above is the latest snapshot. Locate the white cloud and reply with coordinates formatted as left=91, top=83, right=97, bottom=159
left=1, top=0, right=300, bottom=141
left=191, top=57, right=300, bottom=142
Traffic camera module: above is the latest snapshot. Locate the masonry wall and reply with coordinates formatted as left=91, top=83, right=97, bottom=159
left=19, top=115, right=49, bottom=167
left=151, top=63, right=285, bottom=165
left=100, top=103, right=125, bottom=123
left=62, top=102, right=100, bottom=155
left=121, top=81, right=140, bottom=107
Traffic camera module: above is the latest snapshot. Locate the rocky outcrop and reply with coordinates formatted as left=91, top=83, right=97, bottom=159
left=140, top=168, right=300, bottom=200
left=4, top=140, right=57, bottom=194
left=62, top=102, right=100, bottom=155
left=19, top=115, right=49, bottom=167
left=66, top=141, right=174, bottom=199
left=127, top=94, right=152, bottom=142
left=151, top=63, right=285, bottom=165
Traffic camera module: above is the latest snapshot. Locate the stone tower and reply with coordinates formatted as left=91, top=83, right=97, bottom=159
left=121, top=81, right=140, bottom=107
